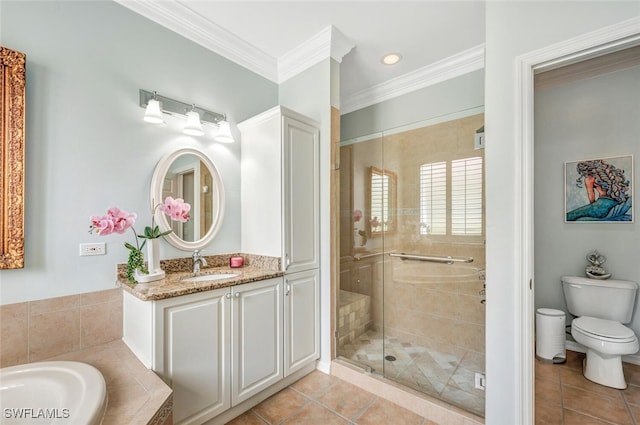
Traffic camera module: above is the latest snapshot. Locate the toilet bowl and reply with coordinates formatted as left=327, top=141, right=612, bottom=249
left=571, top=316, right=639, bottom=389
left=562, top=276, right=639, bottom=389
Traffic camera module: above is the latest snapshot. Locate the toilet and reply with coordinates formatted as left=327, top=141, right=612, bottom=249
left=562, top=275, right=639, bottom=389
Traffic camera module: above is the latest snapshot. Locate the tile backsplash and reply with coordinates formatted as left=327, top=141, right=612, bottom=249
left=0, top=288, right=122, bottom=367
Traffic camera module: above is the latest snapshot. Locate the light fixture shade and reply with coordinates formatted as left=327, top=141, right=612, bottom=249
left=214, top=120, right=234, bottom=143
left=144, top=99, right=164, bottom=124
left=183, top=110, right=204, bottom=136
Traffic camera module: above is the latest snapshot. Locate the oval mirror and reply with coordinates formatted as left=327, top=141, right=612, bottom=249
left=150, top=148, right=225, bottom=250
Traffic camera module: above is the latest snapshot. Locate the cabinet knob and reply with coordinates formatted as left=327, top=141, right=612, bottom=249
left=225, top=293, right=231, bottom=299
left=285, top=254, right=291, bottom=270
left=234, top=292, right=240, bottom=298
left=285, top=284, right=291, bottom=296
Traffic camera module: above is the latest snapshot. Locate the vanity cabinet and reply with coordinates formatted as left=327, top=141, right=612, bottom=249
left=284, top=268, right=320, bottom=377
left=122, top=274, right=318, bottom=425
left=239, top=106, right=320, bottom=274
left=153, top=287, right=231, bottom=424
left=231, top=278, right=283, bottom=405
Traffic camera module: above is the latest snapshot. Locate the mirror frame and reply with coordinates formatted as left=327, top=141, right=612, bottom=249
left=1, top=47, right=26, bottom=269
left=150, top=147, right=225, bottom=251
left=366, top=166, right=398, bottom=237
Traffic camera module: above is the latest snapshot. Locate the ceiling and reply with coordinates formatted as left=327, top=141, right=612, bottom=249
left=116, top=1, right=486, bottom=113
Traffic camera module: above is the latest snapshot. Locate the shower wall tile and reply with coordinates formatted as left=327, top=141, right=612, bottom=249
left=0, top=288, right=123, bottom=366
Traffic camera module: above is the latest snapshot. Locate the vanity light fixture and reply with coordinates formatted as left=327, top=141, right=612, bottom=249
left=143, top=92, right=164, bottom=124
left=183, top=105, right=205, bottom=137
left=381, top=52, right=402, bottom=65
left=139, top=89, right=232, bottom=141
left=214, top=119, right=234, bottom=143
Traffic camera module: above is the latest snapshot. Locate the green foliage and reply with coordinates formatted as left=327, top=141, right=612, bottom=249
left=138, top=225, right=172, bottom=240
left=124, top=242, right=148, bottom=284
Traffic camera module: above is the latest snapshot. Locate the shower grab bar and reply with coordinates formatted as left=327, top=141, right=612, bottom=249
left=389, top=253, right=473, bottom=264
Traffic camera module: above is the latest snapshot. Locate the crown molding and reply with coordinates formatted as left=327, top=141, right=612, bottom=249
left=341, top=44, right=485, bottom=115
left=114, top=0, right=278, bottom=82
left=278, top=25, right=355, bottom=83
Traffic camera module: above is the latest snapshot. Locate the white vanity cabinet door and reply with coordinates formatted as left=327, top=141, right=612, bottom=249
left=284, top=269, right=320, bottom=377
left=231, top=277, right=284, bottom=405
left=154, top=288, right=231, bottom=425
left=282, top=115, right=319, bottom=274
left=239, top=106, right=320, bottom=273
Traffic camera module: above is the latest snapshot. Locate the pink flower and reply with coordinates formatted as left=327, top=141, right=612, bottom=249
left=353, top=209, right=362, bottom=222
left=159, top=197, right=191, bottom=223
left=90, top=208, right=136, bottom=236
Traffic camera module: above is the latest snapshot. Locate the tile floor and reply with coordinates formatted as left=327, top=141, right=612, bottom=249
left=227, top=370, right=438, bottom=425
left=338, top=329, right=485, bottom=416
left=536, top=350, right=640, bottom=424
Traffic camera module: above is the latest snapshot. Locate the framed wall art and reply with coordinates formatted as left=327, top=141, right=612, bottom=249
left=565, top=154, right=633, bottom=223
left=1, top=46, right=26, bottom=269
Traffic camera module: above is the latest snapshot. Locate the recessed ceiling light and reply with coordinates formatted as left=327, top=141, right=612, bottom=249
left=381, top=53, right=402, bottom=65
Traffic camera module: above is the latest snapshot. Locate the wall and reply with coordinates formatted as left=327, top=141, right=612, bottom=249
left=0, top=1, right=277, bottom=304
left=485, top=2, right=640, bottom=424
left=534, top=66, right=640, bottom=329
left=341, top=70, right=484, bottom=141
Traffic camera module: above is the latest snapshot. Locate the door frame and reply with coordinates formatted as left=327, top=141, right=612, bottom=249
left=515, top=16, right=640, bottom=424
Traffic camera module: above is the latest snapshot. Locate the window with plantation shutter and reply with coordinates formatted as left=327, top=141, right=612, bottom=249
left=370, top=172, right=388, bottom=232
left=451, top=157, right=483, bottom=235
left=419, top=162, right=447, bottom=235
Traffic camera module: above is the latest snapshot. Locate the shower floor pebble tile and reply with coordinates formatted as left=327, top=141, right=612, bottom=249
left=338, top=329, right=485, bottom=416
left=227, top=371, right=439, bottom=425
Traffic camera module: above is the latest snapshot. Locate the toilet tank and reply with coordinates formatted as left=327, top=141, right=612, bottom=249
left=562, top=276, right=638, bottom=323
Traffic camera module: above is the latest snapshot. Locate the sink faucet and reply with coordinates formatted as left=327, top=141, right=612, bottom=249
left=192, top=250, right=207, bottom=273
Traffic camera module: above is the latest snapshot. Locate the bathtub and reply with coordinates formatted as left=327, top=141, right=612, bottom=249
left=0, top=361, right=107, bottom=424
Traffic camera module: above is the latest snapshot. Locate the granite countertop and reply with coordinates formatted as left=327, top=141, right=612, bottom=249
left=117, top=253, right=283, bottom=301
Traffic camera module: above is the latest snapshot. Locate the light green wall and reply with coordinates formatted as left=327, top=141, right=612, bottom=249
left=0, top=1, right=277, bottom=304
left=340, top=69, right=484, bottom=141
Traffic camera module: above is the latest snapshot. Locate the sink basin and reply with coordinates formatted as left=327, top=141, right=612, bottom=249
left=0, top=361, right=107, bottom=424
left=182, top=273, right=238, bottom=283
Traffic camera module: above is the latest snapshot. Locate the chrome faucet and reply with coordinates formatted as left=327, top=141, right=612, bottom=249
left=192, top=250, right=207, bottom=273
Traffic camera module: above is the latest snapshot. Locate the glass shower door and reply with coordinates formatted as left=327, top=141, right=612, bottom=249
left=337, top=110, right=486, bottom=417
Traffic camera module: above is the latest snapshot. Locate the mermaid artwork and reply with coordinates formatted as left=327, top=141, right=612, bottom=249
left=566, top=159, right=632, bottom=221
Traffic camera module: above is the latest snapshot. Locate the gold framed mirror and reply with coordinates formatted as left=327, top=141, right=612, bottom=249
left=1, top=46, right=26, bottom=270
left=367, top=166, right=397, bottom=236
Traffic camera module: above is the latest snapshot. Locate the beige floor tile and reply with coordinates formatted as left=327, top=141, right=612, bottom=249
left=563, top=409, right=616, bottom=425
left=535, top=402, right=562, bottom=425
left=252, top=388, right=309, bottom=424
left=623, top=363, right=640, bottom=387
left=563, top=386, right=632, bottom=425
left=622, top=383, right=640, bottom=406
left=627, top=403, right=640, bottom=424
left=227, top=410, right=268, bottom=425
left=535, top=376, right=562, bottom=406
left=282, top=401, right=349, bottom=425
left=316, top=379, right=377, bottom=420
left=355, top=398, right=424, bottom=425
left=560, top=367, right=622, bottom=399
left=290, top=370, right=337, bottom=398
left=535, top=359, right=562, bottom=384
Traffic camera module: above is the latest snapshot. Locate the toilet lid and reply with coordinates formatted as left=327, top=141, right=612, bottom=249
left=573, top=316, right=636, bottom=340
